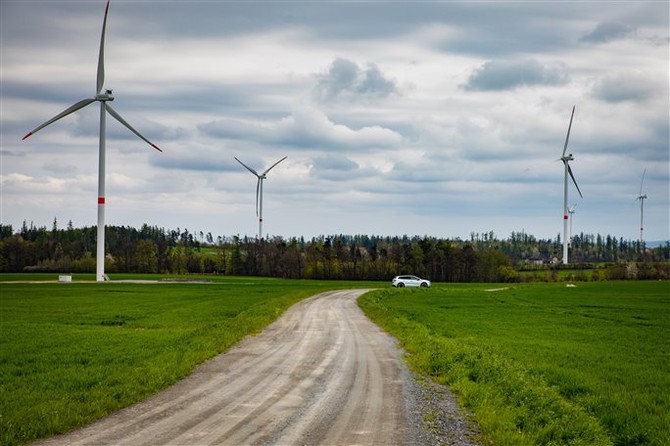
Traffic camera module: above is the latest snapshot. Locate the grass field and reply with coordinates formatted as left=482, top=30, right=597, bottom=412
left=359, top=281, right=670, bottom=446
left=2, top=276, right=668, bottom=446
left=0, top=276, right=379, bottom=446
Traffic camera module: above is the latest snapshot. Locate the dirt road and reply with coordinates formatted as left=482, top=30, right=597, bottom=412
left=36, top=289, right=477, bottom=445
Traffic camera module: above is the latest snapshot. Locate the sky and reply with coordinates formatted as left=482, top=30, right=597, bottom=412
left=1, top=0, right=669, bottom=243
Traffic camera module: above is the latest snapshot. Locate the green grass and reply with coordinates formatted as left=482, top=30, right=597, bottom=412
left=0, top=276, right=379, bottom=446
left=359, top=281, right=670, bottom=446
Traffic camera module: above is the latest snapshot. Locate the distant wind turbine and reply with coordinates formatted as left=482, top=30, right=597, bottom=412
left=559, top=106, right=583, bottom=265
left=636, top=168, right=648, bottom=243
left=22, top=0, right=162, bottom=282
left=234, top=156, right=287, bottom=240
left=568, top=203, right=577, bottom=247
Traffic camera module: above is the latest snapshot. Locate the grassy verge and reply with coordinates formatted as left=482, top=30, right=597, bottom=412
left=359, top=281, right=670, bottom=446
left=0, top=276, right=379, bottom=445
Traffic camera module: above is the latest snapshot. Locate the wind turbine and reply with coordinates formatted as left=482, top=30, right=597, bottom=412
left=22, top=0, right=162, bottom=282
left=568, top=203, right=576, bottom=247
left=559, top=106, right=583, bottom=265
left=636, top=168, right=648, bottom=243
left=234, top=156, right=287, bottom=240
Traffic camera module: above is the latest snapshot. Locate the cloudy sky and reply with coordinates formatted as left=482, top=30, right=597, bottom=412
left=2, top=1, right=668, bottom=242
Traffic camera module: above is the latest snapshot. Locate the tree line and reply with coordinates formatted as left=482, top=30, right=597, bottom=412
left=1, top=220, right=668, bottom=281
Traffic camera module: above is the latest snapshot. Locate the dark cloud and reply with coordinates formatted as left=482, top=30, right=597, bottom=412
left=199, top=108, right=402, bottom=151
left=591, top=72, right=656, bottom=103
left=312, top=154, right=358, bottom=172
left=150, top=147, right=239, bottom=172
left=314, top=58, right=398, bottom=102
left=310, top=155, right=358, bottom=180
left=580, top=22, right=636, bottom=43
left=463, top=59, right=570, bottom=91
left=309, top=154, right=380, bottom=182
left=42, top=162, right=79, bottom=175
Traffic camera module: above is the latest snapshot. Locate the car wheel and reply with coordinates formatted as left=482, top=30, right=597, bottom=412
left=420, top=282, right=428, bottom=287
left=397, top=282, right=405, bottom=288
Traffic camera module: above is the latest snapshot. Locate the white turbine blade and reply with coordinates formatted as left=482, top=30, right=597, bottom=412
left=22, top=98, right=96, bottom=140
left=255, top=178, right=262, bottom=216
left=561, top=105, right=575, bottom=157
left=639, top=168, right=646, bottom=196
left=567, top=164, right=583, bottom=198
left=234, top=157, right=260, bottom=177
left=261, top=156, right=288, bottom=176
left=106, top=104, right=162, bottom=152
left=97, top=0, right=110, bottom=94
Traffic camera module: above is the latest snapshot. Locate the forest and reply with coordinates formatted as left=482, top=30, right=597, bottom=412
left=1, top=220, right=668, bottom=282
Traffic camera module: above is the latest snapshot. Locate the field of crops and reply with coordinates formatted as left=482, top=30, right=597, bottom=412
left=359, top=281, right=670, bottom=446
left=0, top=275, right=376, bottom=446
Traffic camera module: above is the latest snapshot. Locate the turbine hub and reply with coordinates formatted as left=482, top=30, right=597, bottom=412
left=96, top=90, right=115, bottom=101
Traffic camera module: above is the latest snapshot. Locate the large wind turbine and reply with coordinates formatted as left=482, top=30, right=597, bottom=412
left=636, top=168, right=648, bottom=243
left=559, top=106, right=583, bottom=265
left=22, top=0, right=162, bottom=282
left=234, top=156, right=287, bottom=240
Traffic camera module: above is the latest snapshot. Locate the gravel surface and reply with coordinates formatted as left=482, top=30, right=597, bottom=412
left=34, top=289, right=481, bottom=446
left=405, top=373, right=482, bottom=446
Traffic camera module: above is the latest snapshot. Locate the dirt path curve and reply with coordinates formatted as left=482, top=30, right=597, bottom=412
left=37, top=289, right=420, bottom=445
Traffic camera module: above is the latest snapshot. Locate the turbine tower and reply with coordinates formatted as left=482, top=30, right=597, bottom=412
left=23, top=0, right=162, bottom=282
left=636, top=168, right=648, bottom=243
left=559, top=106, right=583, bottom=265
left=234, top=156, right=287, bottom=240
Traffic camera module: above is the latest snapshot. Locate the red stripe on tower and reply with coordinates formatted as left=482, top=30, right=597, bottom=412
left=98, top=197, right=105, bottom=204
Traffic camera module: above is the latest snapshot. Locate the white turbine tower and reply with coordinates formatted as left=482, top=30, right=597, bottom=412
left=234, top=156, right=287, bottom=240
left=559, top=106, right=583, bottom=265
left=636, top=168, right=648, bottom=243
left=23, top=0, right=162, bottom=282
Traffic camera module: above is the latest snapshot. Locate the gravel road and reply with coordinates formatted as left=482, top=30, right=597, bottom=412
left=35, top=289, right=479, bottom=445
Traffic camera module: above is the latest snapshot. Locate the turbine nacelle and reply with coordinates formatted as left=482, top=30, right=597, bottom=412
left=96, top=90, right=114, bottom=101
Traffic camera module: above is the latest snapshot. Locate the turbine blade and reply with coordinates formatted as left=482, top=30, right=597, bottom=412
left=255, top=178, right=261, bottom=216
left=22, top=98, right=96, bottom=139
left=234, top=157, right=260, bottom=176
left=639, top=168, right=646, bottom=195
left=262, top=156, right=288, bottom=176
left=561, top=105, right=575, bottom=157
left=97, top=0, right=110, bottom=94
left=106, top=104, right=162, bottom=152
left=567, top=164, right=583, bottom=198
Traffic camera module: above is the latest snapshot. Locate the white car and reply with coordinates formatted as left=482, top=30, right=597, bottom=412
left=392, top=275, right=431, bottom=288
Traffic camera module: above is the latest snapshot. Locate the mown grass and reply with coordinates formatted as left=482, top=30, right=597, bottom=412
left=359, top=281, right=670, bottom=446
left=0, top=276, right=379, bottom=446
